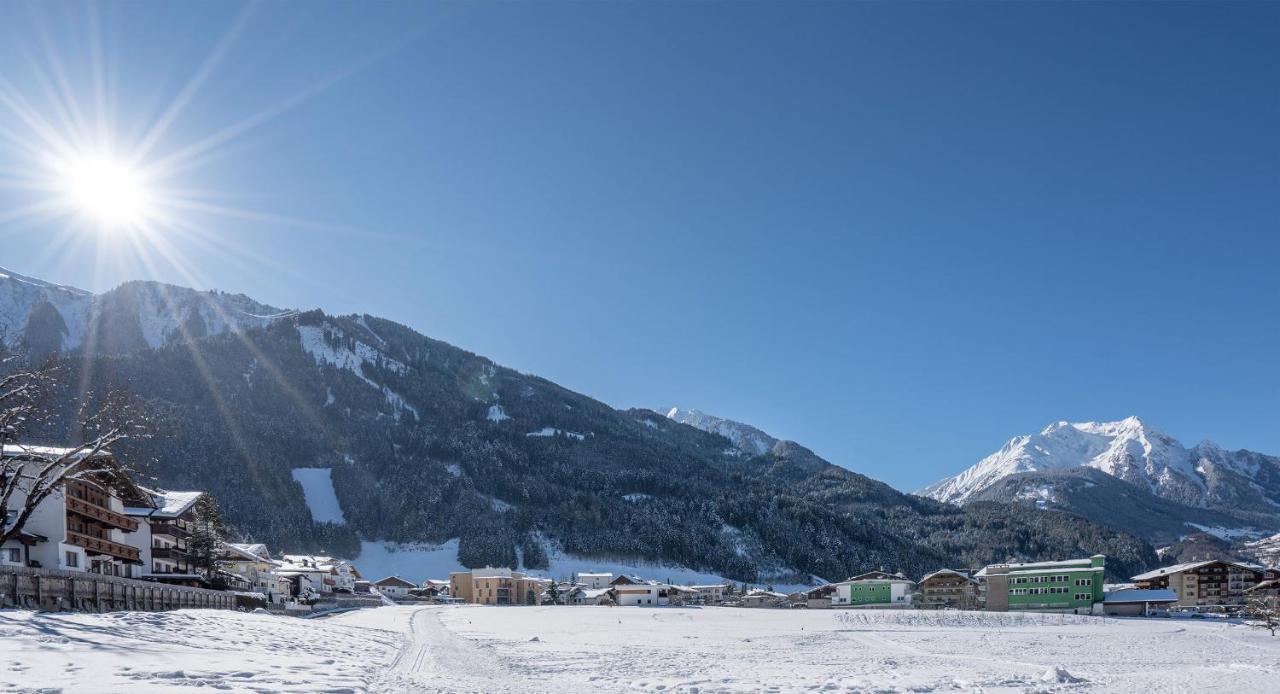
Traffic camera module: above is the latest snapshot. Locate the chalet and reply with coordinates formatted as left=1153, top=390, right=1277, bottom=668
left=609, top=575, right=667, bottom=606
left=278, top=555, right=338, bottom=595
left=1, top=445, right=150, bottom=578
left=690, top=584, right=729, bottom=605
left=569, top=587, right=613, bottom=605
left=805, top=584, right=836, bottom=609
left=574, top=572, right=614, bottom=590
left=125, top=489, right=203, bottom=586
left=917, top=569, right=979, bottom=610
left=220, top=543, right=291, bottom=603
left=1131, top=560, right=1272, bottom=608
left=276, top=554, right=361, bottom=594
left=1245, top=579, right=1280, bottom=607
left=374, top=575, right=416, bottom=599
left=741, top=589, right=789, bottom=608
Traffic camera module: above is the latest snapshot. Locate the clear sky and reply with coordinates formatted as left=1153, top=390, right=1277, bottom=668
left=1, top=1, right=1277, bottom=492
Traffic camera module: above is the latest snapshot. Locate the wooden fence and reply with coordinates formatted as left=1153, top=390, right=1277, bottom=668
left=0, top=565, right=235, bottom=612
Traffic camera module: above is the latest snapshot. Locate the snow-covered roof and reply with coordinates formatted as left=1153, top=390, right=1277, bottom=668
left=744, top=590, right=789, bottom=599
left=919, top=569, right=976, bottom=584
left=1103, top=589, right=1178, bottom=604
left=576, top=572, right=613, bottom=578
left=375, top=576, right=416, bottom=588
left=1131, top=560, right=1264, bottom=582
left=151, top=490, right=203, bottom=517
left=224, top=543, right=272, bottom=562
left=577, top=588, right=612, bottom=599
left=127, top=489, right=203, bottom=518
left=691, top=584, right=729, bottom=590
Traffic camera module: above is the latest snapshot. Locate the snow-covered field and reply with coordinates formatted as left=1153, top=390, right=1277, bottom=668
left=2, top=605, right=1277, bottom=692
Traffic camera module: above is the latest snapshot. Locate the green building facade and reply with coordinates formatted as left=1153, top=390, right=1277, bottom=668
left=848, top=581, right=892, bottom=605
left=996, top=555, right=1105, bottom=613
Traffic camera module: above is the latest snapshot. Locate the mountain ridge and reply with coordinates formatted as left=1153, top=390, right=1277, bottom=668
left=0, top=269, right=1162, bottom=581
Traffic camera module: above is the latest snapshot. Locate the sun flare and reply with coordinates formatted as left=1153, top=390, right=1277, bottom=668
left=57, top=154, right=152, bottom=228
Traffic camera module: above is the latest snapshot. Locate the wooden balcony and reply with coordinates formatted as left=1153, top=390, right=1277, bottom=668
left=67, top=531, right=141, bottom=563
left=149, top=520, right=189, bottom=539
left=150, top=546, right=188, bottom=561
left=66, top=496, right=139, bottom=532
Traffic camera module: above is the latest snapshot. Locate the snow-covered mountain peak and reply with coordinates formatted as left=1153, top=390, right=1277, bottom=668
left=665, top=407, right=779, bottom=457
left=920, top=417, right=1280, bottom=513
left=0, top=267, right=293, bottom=357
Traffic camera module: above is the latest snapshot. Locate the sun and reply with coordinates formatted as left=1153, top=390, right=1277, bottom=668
left=57, top=154, right=153, bottom=228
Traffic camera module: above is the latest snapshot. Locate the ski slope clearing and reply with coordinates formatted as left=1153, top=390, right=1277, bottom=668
left=2, top=605, right=1278, bottom=692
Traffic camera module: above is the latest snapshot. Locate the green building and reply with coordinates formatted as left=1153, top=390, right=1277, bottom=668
left=830, top=576, right=916, bottom=608
left=979, top=555, right=1105, bottom=614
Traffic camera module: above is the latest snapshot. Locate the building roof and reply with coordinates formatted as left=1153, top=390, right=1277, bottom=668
left=1103, top=589, right=1178, bottom=604
left=125, top=489, right=203, bottom=518
left=832, top=577, right=915, bottom=587
left=1003, top=556, right=1103, bottom=571
left=375, top=575, right=417, bottom=588
left=576, top=572, right=613, bottom=578
left=1245, top=579, right=1280, bottom=593
left=919, top=569, right=976, bottom=584
left=1131, top=560, right=1265, bottom=582
left=848, top=571, right=909, bottom=581
left=744, top=589, right=789, bottom=599
left=223, top=543, right=273, bottom=562
left=4, top=443, right=153, bottom=507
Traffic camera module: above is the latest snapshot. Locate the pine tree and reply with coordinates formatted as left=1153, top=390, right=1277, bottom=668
left=188, top=493, right=227, bottom=584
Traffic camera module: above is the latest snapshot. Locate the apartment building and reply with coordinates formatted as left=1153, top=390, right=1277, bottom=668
left=125, top=490, right=203, bottom=584
left=1131, top=560, right=1273, bottom=607
left=918, top=569, right=979, bottom=610
left=979, top=555, right=1104, bottom=614
left=1, top=445, right=151, bottom=578
left=449, top=567, right=547, bottom=605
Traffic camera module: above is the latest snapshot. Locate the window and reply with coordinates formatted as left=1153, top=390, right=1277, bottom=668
left=65, top=551, right=78, bottom=568
left=3, top=548, right=20, bottom=563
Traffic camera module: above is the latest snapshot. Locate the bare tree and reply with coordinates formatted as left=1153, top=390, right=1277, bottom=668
left=1247, top=595, right=1279, bottom=637
left=0, top=358, right=147, bottom=547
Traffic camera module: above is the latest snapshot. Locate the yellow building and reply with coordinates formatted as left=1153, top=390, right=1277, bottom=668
left=449, top=567, right=548, bottom=605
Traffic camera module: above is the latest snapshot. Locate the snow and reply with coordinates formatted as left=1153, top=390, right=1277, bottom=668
left=0, top=268, right=292, bottom=354
left=487, top=404, right=510, bottom=422
left=298, top=325, right=418, bottom=422
left=351, top=538, right=808, bottom=591
left=622, top=493, right=654, bottom=502
left=1241, top=532, right=1280, bottom=566
left=666, top=406, right=777, bottom=456
left=290, top=468, right=346, bottom=524
left=0, top=608, right=400, bottom=692
left=525, top=427, right=587, bottom=441
left=6, top=605, right=1275, bottom=692
left=919, top=416, right=1274, bottom=505
left=445, top=463, right=463, bottom=477
left=1183, top=523, right=1266, bottom=541
left=150, top=490, right=203, bottom=517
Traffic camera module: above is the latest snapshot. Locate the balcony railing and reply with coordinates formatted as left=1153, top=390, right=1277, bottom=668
left=67, top=531, right=141, bottom=562
left=150, top=521, right=189, bottom=539
left=151, top=546, right=188, bottom=561
left=66, top=496, right=139, bottom=532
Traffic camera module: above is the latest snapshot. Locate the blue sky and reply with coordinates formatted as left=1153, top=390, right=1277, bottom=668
left=1, top=1, right=1277, bottom=492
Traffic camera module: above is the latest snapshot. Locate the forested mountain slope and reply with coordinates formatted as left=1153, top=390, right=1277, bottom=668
left=4, top=271, right=1159, bottom=582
